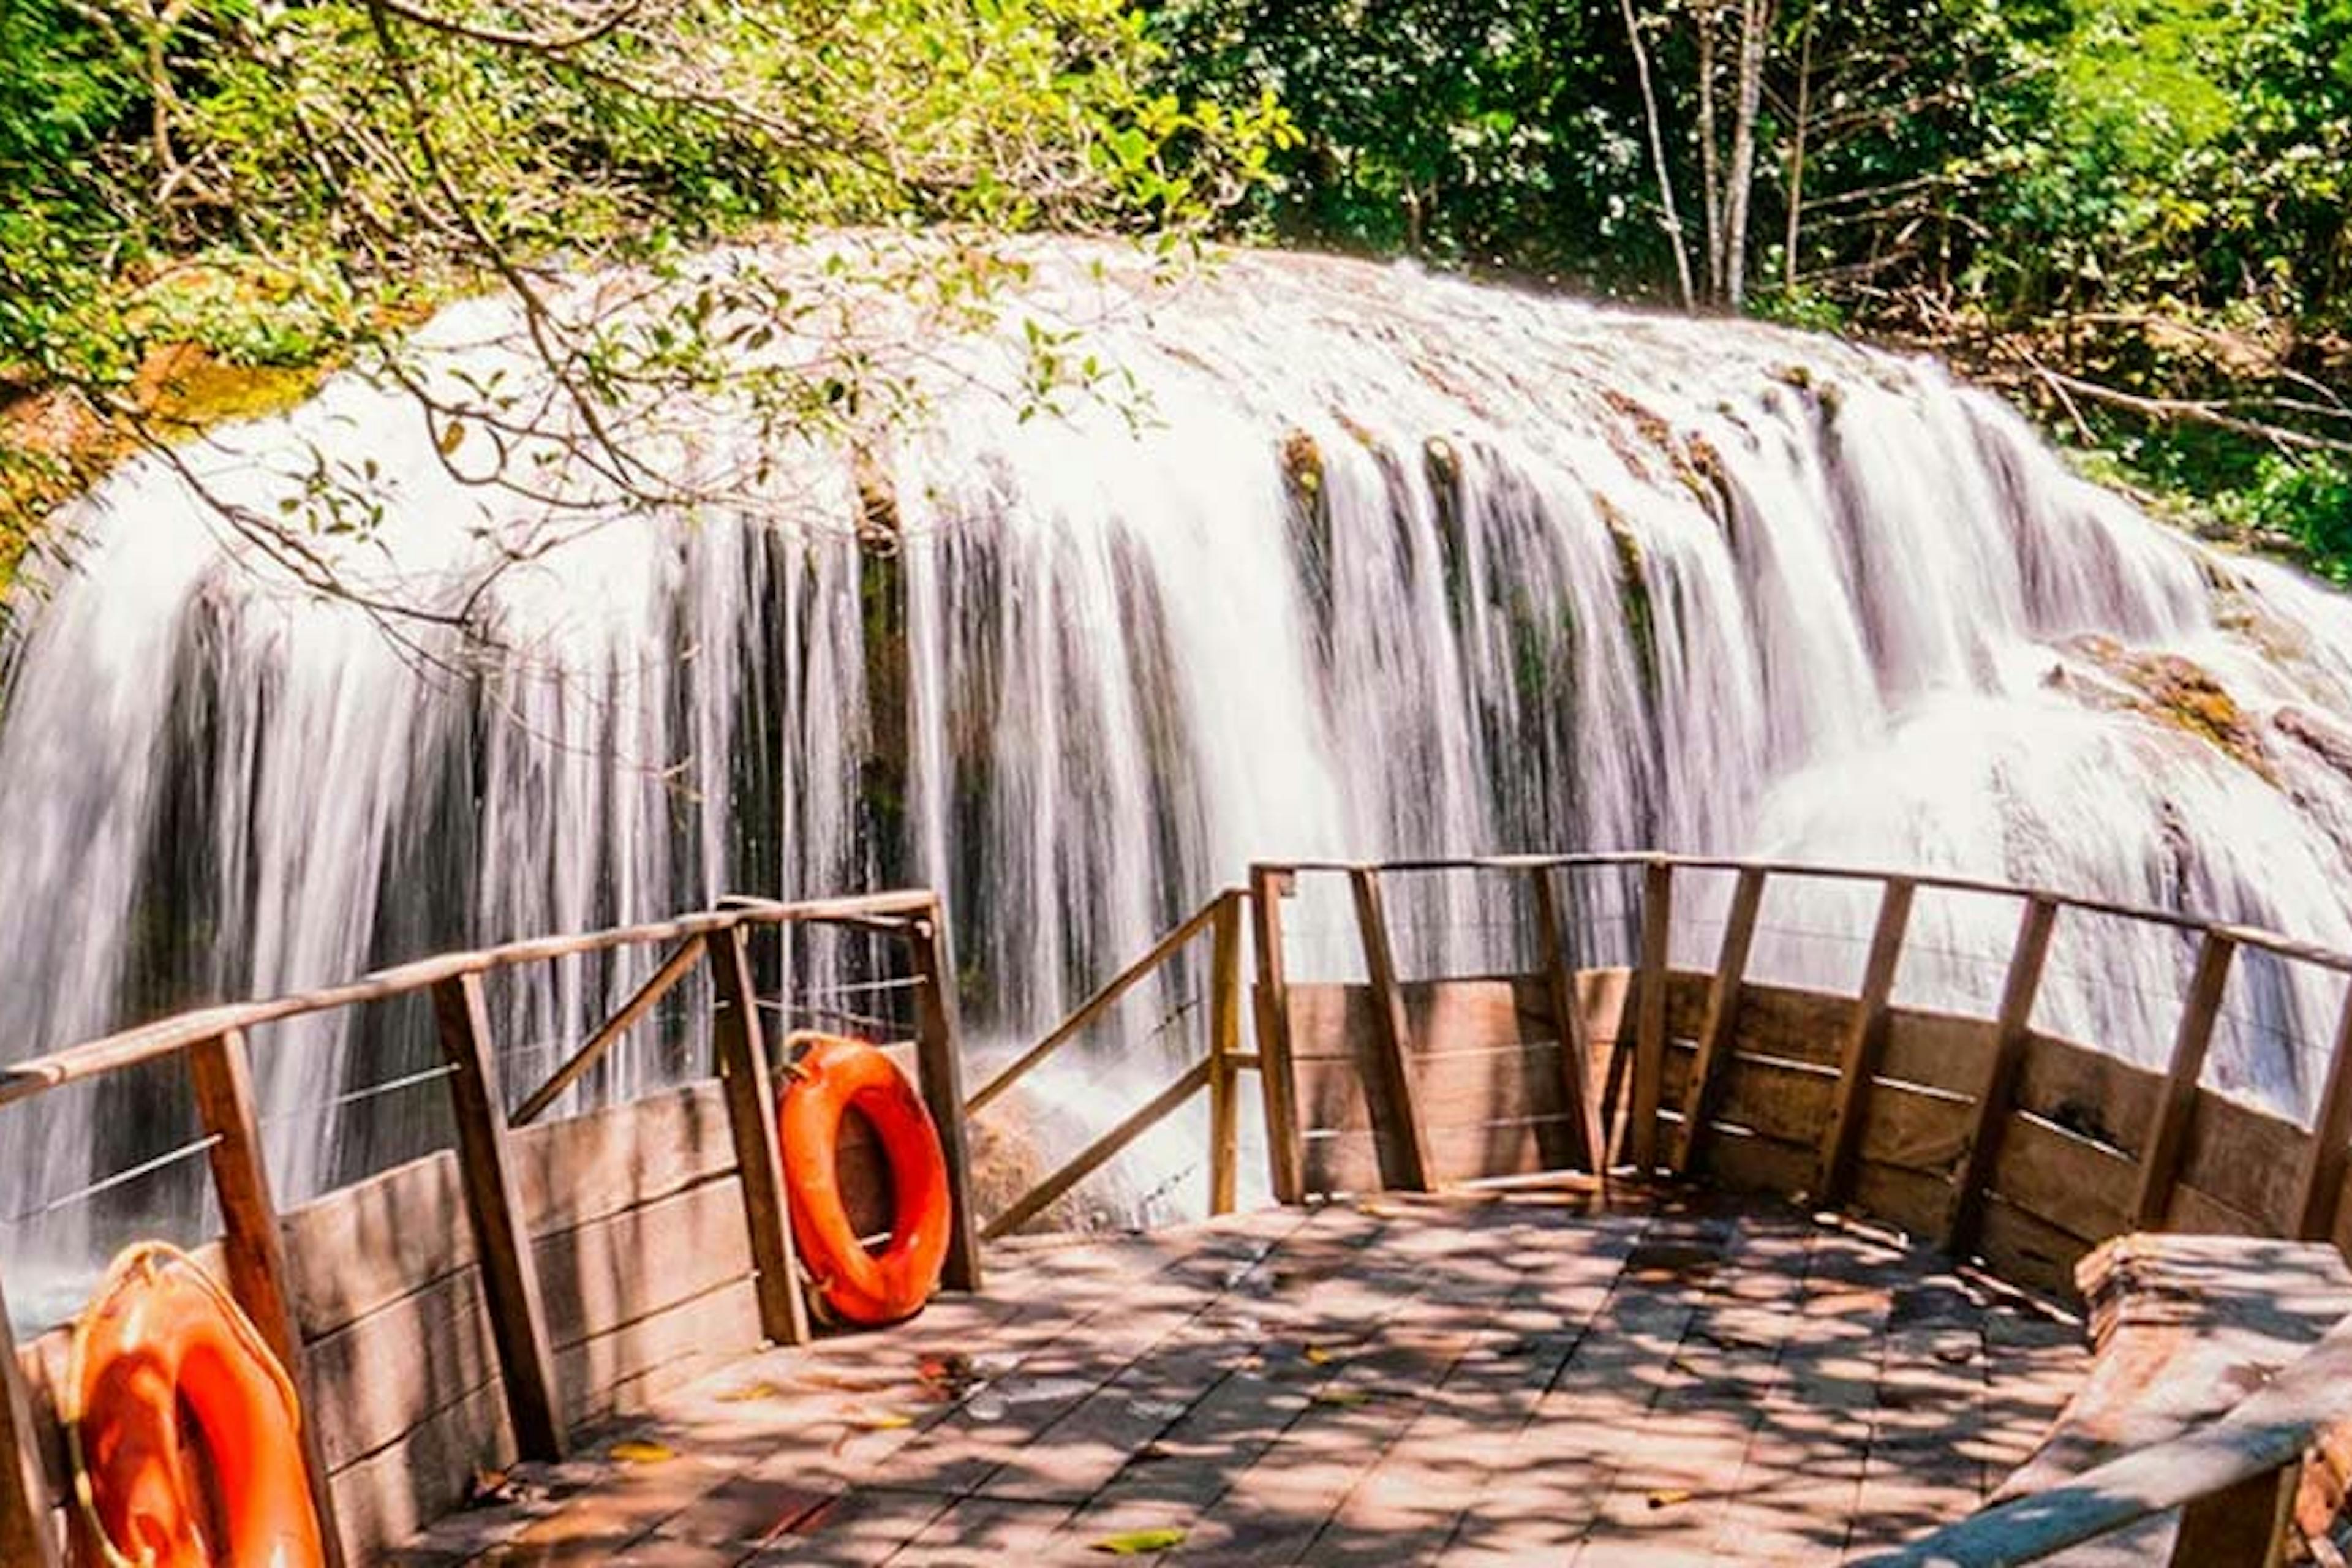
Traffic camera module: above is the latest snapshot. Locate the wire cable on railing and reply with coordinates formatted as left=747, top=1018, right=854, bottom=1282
left=793, top=975, right=925, bottom=1000
left=257, top=1062, right=462, bottom=1130
left=3, top=1134, right=223, bottom=1226
left=755, top=997, right=905, bottom=1036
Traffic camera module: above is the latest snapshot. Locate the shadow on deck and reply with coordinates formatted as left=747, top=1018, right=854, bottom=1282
left=388, top=1183, right=2084, bottom=1567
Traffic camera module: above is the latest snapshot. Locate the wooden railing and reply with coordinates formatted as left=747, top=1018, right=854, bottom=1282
left=0, top=889, right=974, bottom=1568
left=969, top=887, right=1250, bottom=1238
left=1243, top=851, right=2352, bottom=1567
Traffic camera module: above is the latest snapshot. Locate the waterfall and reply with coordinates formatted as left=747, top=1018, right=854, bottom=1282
left=8, top=241, right=2352, bottom=1313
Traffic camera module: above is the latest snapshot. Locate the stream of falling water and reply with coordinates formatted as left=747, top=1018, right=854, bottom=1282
left=8, top=242, right=2352, bottom=1319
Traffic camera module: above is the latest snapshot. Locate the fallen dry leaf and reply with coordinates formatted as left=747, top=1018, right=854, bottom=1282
left=610, top=1440, right=674, bottom=1464
left=1091, top=1527, right=1186, bottom=1555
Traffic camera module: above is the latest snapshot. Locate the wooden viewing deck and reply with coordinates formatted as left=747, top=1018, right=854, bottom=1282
left=386, top=1185, right=2084, bottom=1567
left=10, top=854, right=2352, bottom=1565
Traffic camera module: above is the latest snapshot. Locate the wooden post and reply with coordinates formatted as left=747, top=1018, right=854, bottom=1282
left=1529, top=865, right=1608, bottom=1178
left=0, top=1269, right=61, bottom=1568
left=1672, top=867, right=1768, bottom=1175
left=907, top=898, right=984, bottom=1293
left=709, top=924, right=815, bottom=1341
left=187, top=1028, right=347, bottom=1568
left=1947, top=895, right=2060, bottom=1258
left=1350, top=866, right=1435, bottom=1192
left=432, top=974, right=565, bottom=1460
left=1207, top=891, right=1244, bottom=1216
left=2169, top=1460, right=2298, bottom=1567
left=1248, top=864, right=1306, bottom=1204
left=2132, top=930, right=2238, bottom=1229
left=2292, top=985, right=2352, bottom=1242
left=1631, top=858, right=1675, bottom=1173
left=1816, top=878, right=1917, bottom=1205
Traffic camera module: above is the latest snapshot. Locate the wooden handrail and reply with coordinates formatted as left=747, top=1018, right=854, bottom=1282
left=1857, top=1302, right=2352, bottom=1566
left=981, top=1057, right=1216, bottom=1240
left=964, top=888, right=1242, bottom=1118
left=510, top=933, right=708, bottom=1128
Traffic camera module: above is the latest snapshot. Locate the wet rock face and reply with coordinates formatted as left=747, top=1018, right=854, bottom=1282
left=2065, top=634, right=2277, bottom=782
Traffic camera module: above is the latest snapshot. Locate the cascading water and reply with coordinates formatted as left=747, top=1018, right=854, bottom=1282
left=8, top=241, right=2352, bottom=1317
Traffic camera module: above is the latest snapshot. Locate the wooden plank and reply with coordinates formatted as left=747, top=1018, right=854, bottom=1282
left=513, top=1079, right=736, bottom=1234
left=1208, top=891, right=1243, bottom=1216
left=1976, top=1194, right=2090, bottom=1303
left=1852, top=1083, right=1973, bottom=1177
left=305, top=1265, right=499, bottom=1473
left=1292, top=1036, right=1577, bottom=1134
left=1350, top=866, right=1434, bottom=1191
left=1730, top=982, right=1855, bottom=1068
left=1817, top=878, right=1915, bottom=1203
left=2017, top=1030, right=2163, bottom=1155
left=0, top=1268, right=59, bottom=1568
left=965, top=891, right=1227, bottom=1117
left=2293, top=987, right=2352, bottom=1241
left=510, top=933, right=706, bottom=1128
left=189, top=1028, right=346, bottom=1568
left=326, top=1378, right=512, bottom=1568
left=907, top=897, right=984, bottom=1294
left=2169, top=1466, right=2297, bottom=1567
left=1850, top=1159, right=1954, bottom=1242
left=709, top=922, right=811, bottom=1346
left=1696, top=1123, right=1817, bottom=1197
left=432, top=973, right=565, bottom=1461
left=1992, top=1114, right=2136, bottom=1245
left=1529, top=865, right=1607, bottom=1175
left=1248, top=865, right=1306, bottom=1205
left=1631, top=858, right=1673, bottom=1171
left=2175, top=1090, right=2307, bottom=1235
left=1879, top=1008, right=1998, bottom=1096
left=984, top=1060, right=1213, bottom=1238
left=2132, top=931, right=2238, bottom=1228
left=2166, top=1181, right=2272, bottom=1238
left=281, top=1151, right=473, bottom=1343
left=533, top=1176, right=752, bottom=1351
left=1298, top=1114, right=1586, bottom=1195
left=556, top=1276, right=761, bottom=1431
left=1672, top=865, right=1767, bottom=1174
left=1708, top=1055, right=1838, bottom=1147
left=1947, top=895, right=2060, bottom=1258
left=1286, top=975, right=1548, bottom=1064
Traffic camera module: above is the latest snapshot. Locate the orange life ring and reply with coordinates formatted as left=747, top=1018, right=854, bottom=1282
left=777, top=1034, right=952, bottom=1325
left=66, top=1243, right=325, bottom=1568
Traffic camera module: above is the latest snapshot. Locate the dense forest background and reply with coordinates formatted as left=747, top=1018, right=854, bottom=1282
left=1, top=0, right=2346, bottom=590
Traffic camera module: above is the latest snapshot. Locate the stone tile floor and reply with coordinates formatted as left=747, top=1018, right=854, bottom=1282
left=390, top=1183, right=2084, bottom=1566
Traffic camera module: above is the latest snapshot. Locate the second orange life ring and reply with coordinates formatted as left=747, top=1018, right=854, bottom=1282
left=778, top=1034, right=952, bottom=1325
left=66, top=1242, right=325, bottom=1568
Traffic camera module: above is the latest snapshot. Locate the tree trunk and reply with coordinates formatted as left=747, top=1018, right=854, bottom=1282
left=1784, top=7, right=1813, bottom=293
left=1722, top=0, right=1771, bottom=310
left=1697, top=2, right=1724, bottom=300
left=1616, top=0, right=1697, bottom=309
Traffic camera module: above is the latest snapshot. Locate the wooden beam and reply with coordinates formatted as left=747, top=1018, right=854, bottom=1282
left=0, top=1268, right=61, bottom=1568
left=187, top=1028, right=346, bottom=1568
left=1249, top=864, right=1306, bottom=1204
left=1349, top=866, right=1435, bottom=1192
left=906, top=899, right=984, bottom=1293
left=1207, top=891, right=1244, bottom=1216
left=1816, top=878, right=1917, bottom=1205
left=432, top=974, right=565, bottom=1460
left=965, top=892, right=1229, bottom=1117
left=1631, top=858, right=1675, bottom=1172
left=1947, top=895, right=2061, bottom=1259
left=983, top=1059, right=1213, bottom=1240
left=510, top=933, right=706, bottom=1128
left=2168, top=1461, right=2297, bottom=1567
left=1529, top=865, right=1608, bottom=1177
left=707, top=925, right=813, bottom=1343
left=2292, top=984, right=2352, bottom=1242
left=2132, top=931, right=2238, bottom=1229
left=1672, top=867, right=1768, bottom=1175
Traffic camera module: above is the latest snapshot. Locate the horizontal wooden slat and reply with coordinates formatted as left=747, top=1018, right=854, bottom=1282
left=1663, top=970, right=1709, bottom=1039
left=1707, top=1055, right=1838, bottom=1145
left=2174, top=1090, right=2307, bottom=1235
left=283, top=1152, right=474, bottom=1343
left=2015, top=1031, right=2162, bottom=1155
left=1877, top=1009, right=1996, bottom=1095
left=1989, top=1114, right=2135, bottom=1245
left=533, top=1175, right=753, bottom=1352
left=1299, top=1115, right=1583, bottom=1194
left=1851, top=1159, right=1954, bottom=1242
left=1852, top=1082, right=1973, bottom=1177
left=326, top=1377, right=513, bottom=1567
left=1695, top=1125, right=1817, bottom=1197
left=1977, top=1195, right=2091, bottom=1302
left=1293, top=1039, right=1576, bottom=1137
left=307, top=1266, right=500, bottom=1474
left=1730, top=984, right=1854, bottom=1068
left=1287, top=976, right=1551, bottom=1063
left=2165, top=1181, right=2272, bottom=1239
left=556, top=1275, right=761, bottom=1431
left=514, top=1080, right=738, bottom=1235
